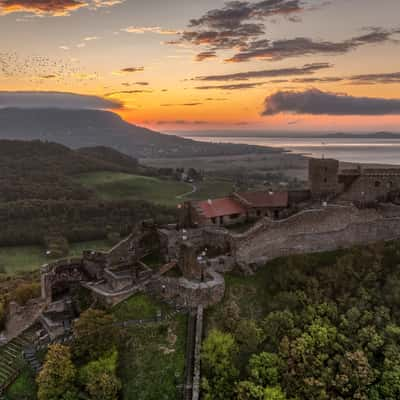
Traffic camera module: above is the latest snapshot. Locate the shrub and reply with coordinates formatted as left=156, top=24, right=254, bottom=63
left=13, top=282, right=41, bottom=306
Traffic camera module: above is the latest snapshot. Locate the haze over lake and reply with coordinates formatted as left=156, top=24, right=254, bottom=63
left=184, top=136, right=400, bottom=165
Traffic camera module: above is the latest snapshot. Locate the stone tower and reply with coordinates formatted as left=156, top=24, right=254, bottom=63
left=309, top=158, right=339, bottom=199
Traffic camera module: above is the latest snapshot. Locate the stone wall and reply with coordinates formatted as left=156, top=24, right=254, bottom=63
left=234, top=204, right=400, bottom=270
left=338, top=172, right=400, bottom=203
left=151, top=269, right=225, bottom=309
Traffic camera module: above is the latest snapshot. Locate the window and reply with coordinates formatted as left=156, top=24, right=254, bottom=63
left=324, top=178, right=328, bottom=183
left=375, top=181, right=381, bottom=188
left=211, top=217, right=216, bottom=224
left=230, top=213, right=240, bottom=220
left=256, top=210, right=261, bottom=217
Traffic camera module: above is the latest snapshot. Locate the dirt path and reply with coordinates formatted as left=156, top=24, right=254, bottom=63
left=176, top=184, right=197, bottom=199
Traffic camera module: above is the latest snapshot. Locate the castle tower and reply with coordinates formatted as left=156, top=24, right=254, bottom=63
left=309, top=158, right=339, bottom=199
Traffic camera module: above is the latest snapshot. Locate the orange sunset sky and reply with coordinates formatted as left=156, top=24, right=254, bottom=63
left=1, top=0, right=400, bottom=132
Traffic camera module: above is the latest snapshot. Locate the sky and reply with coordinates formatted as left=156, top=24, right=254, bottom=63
left=1, top=0, right=400, bottom=132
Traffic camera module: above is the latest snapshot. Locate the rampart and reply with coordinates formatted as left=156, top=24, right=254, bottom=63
left=234, top=204, right=400, bottom=271
left=150, top=268, right=225, bottom=309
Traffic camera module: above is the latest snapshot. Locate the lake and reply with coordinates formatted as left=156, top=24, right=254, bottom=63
left=184, top=136, right=400, bottom=165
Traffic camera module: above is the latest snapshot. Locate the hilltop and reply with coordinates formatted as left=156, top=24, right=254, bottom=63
left=0, top=140, right=176, bottom=246
left=0, top=140, right=145, bottom=202
left=0, top=108, right=277, bottom=158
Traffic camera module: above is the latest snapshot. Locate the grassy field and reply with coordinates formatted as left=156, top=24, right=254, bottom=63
left=0, top=240, right=111, bottom=276
left=187, top=177, right=234, bottom=201
left=112, top=294, right=187, bottom=399
left=141, top=153, right=309, bottom=180
left=75, top=172, right=191, bottom=206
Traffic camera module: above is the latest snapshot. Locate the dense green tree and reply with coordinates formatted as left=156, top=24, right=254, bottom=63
left=79, top=350, right=121, bottom=400
left=247, top=352, right=283, bottom=387
left=201, top=329, right=239, bottom=400
left=73, top=308, right=117, bottom=361
left=37, top=344, right=78, bottom=400
left=235, top=319, right=265, bottom=354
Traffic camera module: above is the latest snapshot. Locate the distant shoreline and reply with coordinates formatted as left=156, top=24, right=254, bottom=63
left=172, top=131, right=400, bottom=139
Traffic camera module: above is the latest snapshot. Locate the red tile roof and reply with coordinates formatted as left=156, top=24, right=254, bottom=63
left=234, top=191, right=288, bottom=208
left=195, top=197, right=246, bottom=219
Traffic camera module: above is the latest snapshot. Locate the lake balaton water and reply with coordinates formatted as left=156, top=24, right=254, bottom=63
left=184, top=136, right=400, bottom=165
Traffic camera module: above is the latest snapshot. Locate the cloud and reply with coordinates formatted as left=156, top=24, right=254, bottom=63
left=160, top=103, right=203, bottom=107
left=105, top=90, right=152, bottom=96
left=195, top=62, right=332, bottom=81
left=122, top=26, right=180, bottom=35
left=173, top=0, right=307, bottom=60
left=196, top=82, right=266, bottom=90
left=292, top=76, right=343, bottom=83
left=39, top=74, right=57, bottom=79
left=262, top=89, right=400, bottom=116
left=268, top=71, right=400, bottom=85
left=119, top=67, right=144, bottom=73
left=195, top=51, right=217, bottom=61
left=0, top=0, right=125, bottom=16
left=189, top=0, right=303, bottom=30
left=0, top=91, right=122, bottom=109
left=349, top=72, right=400, bottom=85
left=227, top=28, right=400, bottom=62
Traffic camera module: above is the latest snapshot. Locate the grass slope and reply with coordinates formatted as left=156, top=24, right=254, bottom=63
left=0, top=240, right=110, bottom=276
left=112, top=294, right=187, bottom=400
left=75, top=172, right=191, bottom=206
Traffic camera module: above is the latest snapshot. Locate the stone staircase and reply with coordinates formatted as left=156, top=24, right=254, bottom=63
left=0, top=326, right=38, bottom=395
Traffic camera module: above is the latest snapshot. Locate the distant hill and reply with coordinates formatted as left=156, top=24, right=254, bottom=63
left=0, top=108, right=275, bottom=158
left=0, top=139, right=176, bottom=246
left=0, top=139, right=144, bottom=202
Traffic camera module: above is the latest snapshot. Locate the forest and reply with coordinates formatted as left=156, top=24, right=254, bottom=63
left=0, top=140, right=176, bottom=246
left=202, top=240, right=400, bottom=400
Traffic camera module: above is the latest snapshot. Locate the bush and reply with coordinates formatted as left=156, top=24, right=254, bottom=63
left=79, top=350, right=121, bottom=400
left=13, top=282, right=41, bottom=306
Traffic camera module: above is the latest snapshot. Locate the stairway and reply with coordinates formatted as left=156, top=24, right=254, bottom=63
left=0, top=327, right=38, bottom=395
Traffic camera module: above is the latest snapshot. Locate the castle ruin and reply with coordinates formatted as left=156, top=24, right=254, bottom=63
left=38, top=158, right=400, bottom=339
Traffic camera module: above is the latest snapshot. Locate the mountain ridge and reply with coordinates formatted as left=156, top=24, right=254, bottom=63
left=0, top=108, right=275, bottom=158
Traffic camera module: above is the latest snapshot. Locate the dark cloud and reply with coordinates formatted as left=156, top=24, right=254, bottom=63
left=174, top=0, right=304, bottom=60
left=189, top=0, right=303, bottom=30
left=292, top=76, right=343, bottom=83
left=39, top=74, right=57, bottom=79
left=195, top=62, right=331, bottom=81
left=227, top=28, right=400, bottom=62
left=160, top=102, right=203, bottom=106
left=204, top=97, right=228, bottom=101
left=105, top=90, right=152, bottom=96
left=0, top=91, right=122, bottom=109
left=0, top=0, right=124, bottom=16
left=262, top=88, right=400, bottom=116
left=196, top=82, right=265, bottom=90
left=135, top=81, right=150, bottom=86
left=277, top=71, right=400, bottom=85
left=120, top=67, right=144, bottom=73
left=349, top=72, right=400, bottom=85
left=195, top=51, right=217, bottom=61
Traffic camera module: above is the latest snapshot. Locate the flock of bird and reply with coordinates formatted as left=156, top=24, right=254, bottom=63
left=0, top=51, right=98, bottom=84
